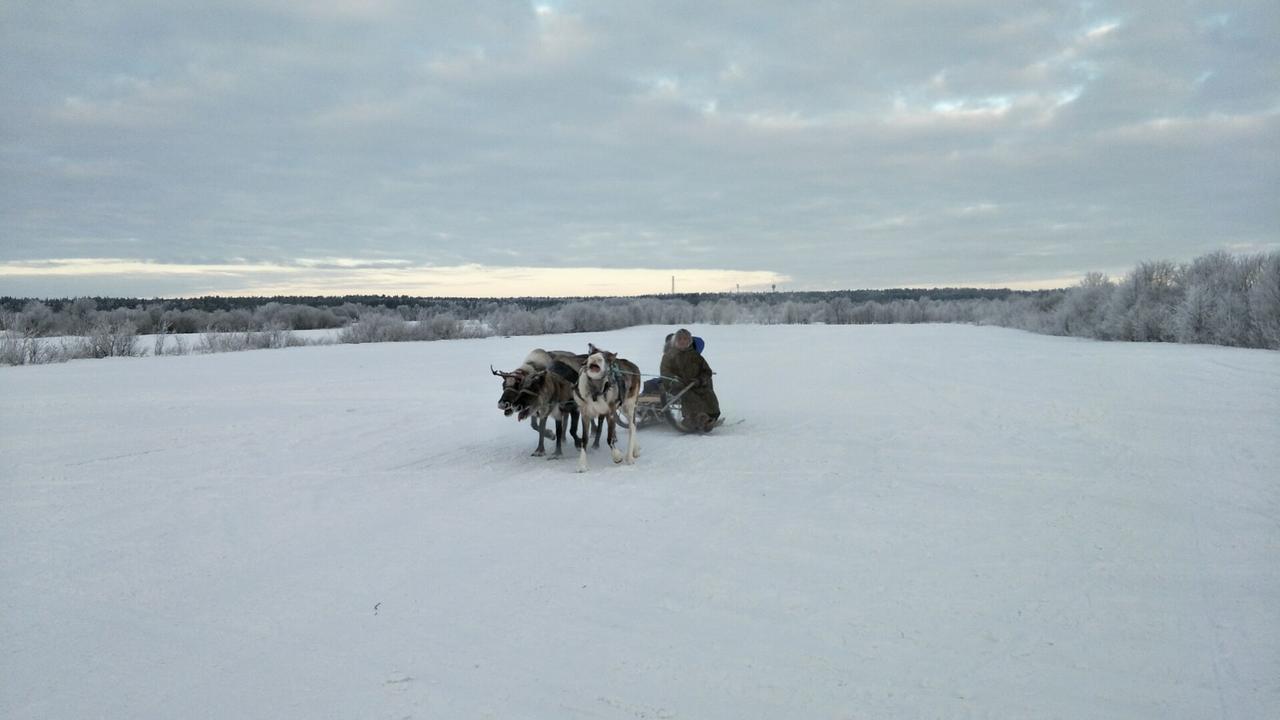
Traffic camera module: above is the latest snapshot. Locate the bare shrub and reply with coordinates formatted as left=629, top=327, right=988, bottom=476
left=86, top=318, right=141, bottom=358
left=197, top=327, right=302, bottom=353
left=0, top=333, right=86, bottom=365
left=338, top=313, right=409, bottom=343
left=59, top=337, right=95, bottom=361
left=0, top=332, right=46, bottom=365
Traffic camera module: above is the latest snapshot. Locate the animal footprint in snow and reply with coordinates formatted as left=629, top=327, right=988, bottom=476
left=385, top=673, right=413, bottom=691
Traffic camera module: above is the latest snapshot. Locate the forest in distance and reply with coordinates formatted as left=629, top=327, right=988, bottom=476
left=2, top=250, right=1278, bottom=365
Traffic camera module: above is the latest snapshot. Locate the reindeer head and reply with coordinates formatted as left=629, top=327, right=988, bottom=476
left=492, top=365, right=546, bottom=420
left=492, top=366, right=527, bottom=416
left=583, top=343, right=615, bottom=380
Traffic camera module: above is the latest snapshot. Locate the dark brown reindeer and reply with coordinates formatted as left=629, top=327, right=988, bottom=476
left=494, top=349, right=604, bottom=456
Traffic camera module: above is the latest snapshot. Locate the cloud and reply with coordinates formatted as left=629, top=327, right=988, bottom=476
left=0, top=258, right=305, bottom=278
left=1083, top=20, right=1123, bottom=42
left=2, top=2, right=1277, bottom=296
left=530, top=3, right=595, bottom=64
left=896, top=273, right=1102, bottom=291
left=952, top=203, right=1001, bottom=217
left=1102, top=109, right=1279, bottom=145
left=278, top=0, right=404, bottom=21
left=50, top=67, right=237, bottom=128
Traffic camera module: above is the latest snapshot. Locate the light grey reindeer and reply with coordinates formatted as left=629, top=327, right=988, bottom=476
left=573, top=343, right=641, bottom=472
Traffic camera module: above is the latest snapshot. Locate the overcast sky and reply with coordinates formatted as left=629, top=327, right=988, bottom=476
left=2, top=1, right=1277, bottom=298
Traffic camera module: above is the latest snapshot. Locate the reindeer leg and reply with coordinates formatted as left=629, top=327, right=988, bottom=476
left=531, top=413, right=547, bottom=457
left=568, top=409, right=581, bottom=450
left=592, top=415, right=604, bottom=449
left=624, top=396, right=639, bottom=463
left=550, top=416, right=565, bottom=458
left=577, top=410, right=591, bottom=473
left=609, top=414, right=624, bottom=463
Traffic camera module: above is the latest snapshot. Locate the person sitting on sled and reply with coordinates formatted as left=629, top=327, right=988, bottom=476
left=643, top=332, right=706, bottom=396
left=660, top=328, right=720, bottom=432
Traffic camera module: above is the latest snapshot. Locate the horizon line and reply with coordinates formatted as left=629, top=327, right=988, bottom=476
left=0, top=257, right=1093, bottom=298
left=2, top=285, right=1069, bottom=304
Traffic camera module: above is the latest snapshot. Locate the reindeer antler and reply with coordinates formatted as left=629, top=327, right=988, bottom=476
left=492, top=365, right=530, bottom=380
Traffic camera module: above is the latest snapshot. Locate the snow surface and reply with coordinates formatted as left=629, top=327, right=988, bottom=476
left=2, top=324, right=1278, bottom=719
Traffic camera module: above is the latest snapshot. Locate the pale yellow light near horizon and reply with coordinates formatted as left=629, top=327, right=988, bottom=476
left=0, top=258, right=790, bottom=297
left=0, top=258, right=1092, bottom=295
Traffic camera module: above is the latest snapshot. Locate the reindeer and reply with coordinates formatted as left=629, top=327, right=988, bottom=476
left=528, top=360, right=585, bottom=458
left=493, top=349, right=605, bottom=456
left=573, top=343, right=641, bottom=472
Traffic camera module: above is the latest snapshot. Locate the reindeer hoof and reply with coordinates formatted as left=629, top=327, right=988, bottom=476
left=531, top=450, right=545, bottom=457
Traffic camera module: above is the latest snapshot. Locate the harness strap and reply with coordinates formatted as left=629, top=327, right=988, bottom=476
left=600, top=362, right=628, bottom=402
left=574, top=371, right=612, bottom=403
left=613, top=367, right=681, bottom=382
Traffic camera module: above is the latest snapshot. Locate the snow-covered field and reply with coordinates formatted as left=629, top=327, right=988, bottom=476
left=2, top=324, right=1277, bottom=719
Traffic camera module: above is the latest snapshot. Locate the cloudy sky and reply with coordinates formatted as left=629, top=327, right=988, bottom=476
left=2, top=1, right=1277, bottom=298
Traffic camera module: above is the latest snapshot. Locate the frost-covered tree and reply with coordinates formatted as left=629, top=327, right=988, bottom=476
left=337, top=311, right=407, bottom=344
left=427, top=312, right=462, bottom=340
left=704, top=299, right=742, bottom=325
left=1179, top=252, right=1244, bottom=346
left=1104, top=261, right=1182, bottom=342
left=1174, top=284, right=1214, bottom=344
left=1249, top=253, right=1280, bottom=349
left=66, top=297, right=98, bottom=335
left=489, top=307, right=544, bottom=336
left=162, top=308, right=207, bottom=334
left=18, top=301, right=57, bottom=337
left=1051, top=272, right=1114, bottom=338
left=206, top=308, right=256, bottom=332
left=780, top=300, right=814, bottom=324
left=824, top=296, right=854, bottom=324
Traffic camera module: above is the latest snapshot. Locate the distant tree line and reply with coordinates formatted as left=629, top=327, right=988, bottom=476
left=0, top=288, right=1042, bottom=341
left=2, top=250, right=1277, bottom=365
left=0, top=287, right=1018, bottom=325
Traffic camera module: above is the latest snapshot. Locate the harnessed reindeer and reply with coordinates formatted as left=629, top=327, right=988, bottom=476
left=573, top=343, right=641, bottom=472
left=493, top=349, right=604, bottom=457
